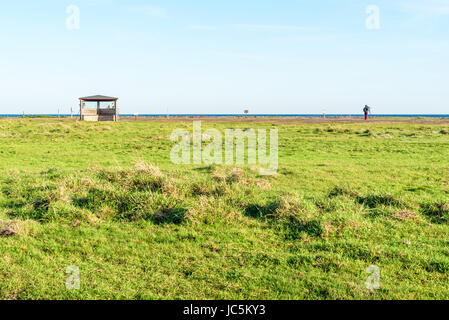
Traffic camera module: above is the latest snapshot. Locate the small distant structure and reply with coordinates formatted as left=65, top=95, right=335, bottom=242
left=79, top=95, right=119, bottom=122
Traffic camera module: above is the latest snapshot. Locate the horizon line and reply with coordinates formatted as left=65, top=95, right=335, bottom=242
left=2, top=114, right=449, bottom=117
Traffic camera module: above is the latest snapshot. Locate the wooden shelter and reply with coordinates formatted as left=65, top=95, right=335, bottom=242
left=79, top=95, right=119, bottom=121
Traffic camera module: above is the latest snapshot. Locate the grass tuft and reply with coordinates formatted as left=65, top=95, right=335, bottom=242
left=421, top=201, right=449, bottom=224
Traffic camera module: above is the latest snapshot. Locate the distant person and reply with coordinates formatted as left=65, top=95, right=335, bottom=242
left=363, top=105, right=371, bottom=120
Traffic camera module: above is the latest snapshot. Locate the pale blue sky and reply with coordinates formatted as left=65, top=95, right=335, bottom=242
left=0, top=0, right=448, bottom=114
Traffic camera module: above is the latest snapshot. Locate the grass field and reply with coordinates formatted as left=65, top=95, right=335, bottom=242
left=0, top=118, right=448, bottom=300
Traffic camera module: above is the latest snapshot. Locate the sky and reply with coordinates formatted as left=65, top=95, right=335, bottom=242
left=0, top=0, right=448, bottom=115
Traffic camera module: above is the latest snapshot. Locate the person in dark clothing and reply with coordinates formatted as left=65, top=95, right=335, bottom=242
left=363, top=105, right=371, bottom=120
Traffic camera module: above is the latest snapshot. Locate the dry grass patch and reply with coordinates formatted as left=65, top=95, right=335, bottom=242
left=256, top=180, right=272, bottom=190
left=134, top=161, right=163, bottom=178
left=394, top=210, right=418, bottom=221
left=0, top=219, right=37, bottom=237
left=212, top=166, right=245, bottom=184
left=377, top=134, right=393, bottom=139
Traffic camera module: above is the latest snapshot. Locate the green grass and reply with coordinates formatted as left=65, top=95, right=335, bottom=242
left=0, top=118, right=449, bottom=299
